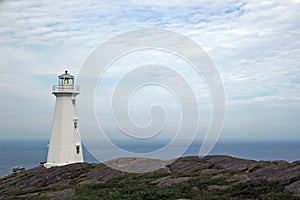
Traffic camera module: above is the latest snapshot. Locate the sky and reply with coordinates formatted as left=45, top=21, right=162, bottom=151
left=0, top=0, right=300, bottom=142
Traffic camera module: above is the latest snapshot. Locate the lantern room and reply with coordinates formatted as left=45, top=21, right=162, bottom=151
left=52, top=70, right=79, bottom=94
left=58, top=70, right=74, bottom=85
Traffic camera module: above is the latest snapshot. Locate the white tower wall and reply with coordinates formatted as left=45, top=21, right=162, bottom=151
left=44, top=71, right=83, bottom=168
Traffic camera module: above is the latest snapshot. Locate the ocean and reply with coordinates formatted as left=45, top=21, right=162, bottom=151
left=0, top=139, right=299, bottom=177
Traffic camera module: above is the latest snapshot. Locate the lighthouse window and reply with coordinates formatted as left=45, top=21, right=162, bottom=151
left=76, top=145, right=80, bottom=154
left=64, top=79, right=69, bottom=84
left=74, top=121, right=78, bottom=129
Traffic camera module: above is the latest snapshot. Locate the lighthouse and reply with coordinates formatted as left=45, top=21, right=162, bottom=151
left=44, top=70, right=84, bottom=168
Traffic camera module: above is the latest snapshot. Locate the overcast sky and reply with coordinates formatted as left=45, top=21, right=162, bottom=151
left=0, top=0, right=299, bottom=141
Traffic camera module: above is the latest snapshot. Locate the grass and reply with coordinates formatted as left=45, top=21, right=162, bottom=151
left=66, top=172, right=299, bottom=200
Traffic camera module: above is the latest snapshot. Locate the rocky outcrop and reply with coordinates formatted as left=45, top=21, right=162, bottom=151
left=167, top=155, right=259, bottom=173
left=0, top=162, right=124, bottom=197
left=151, top=176, right=193, bottom=187
left=1, top=155, right=300, bottom=199
left=168, top=156, right=300, bottom=196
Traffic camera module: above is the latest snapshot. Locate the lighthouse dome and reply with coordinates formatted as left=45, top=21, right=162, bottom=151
left=58, top=70, right=74, bottom=79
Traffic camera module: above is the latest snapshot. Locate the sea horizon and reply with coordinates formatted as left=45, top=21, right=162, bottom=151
left=1, top=138, right=300, bottom=178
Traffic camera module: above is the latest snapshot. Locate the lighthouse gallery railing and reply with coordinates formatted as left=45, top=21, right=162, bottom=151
left=52, top=85, right=80, bottom=93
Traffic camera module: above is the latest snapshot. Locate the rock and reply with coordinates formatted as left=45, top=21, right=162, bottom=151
left=192, top=186, right=199, bottom=191
left=104, top=157, right=172, bottom=173
left=167, top=156, right=213, bottom=173
left=151, top=176, right=192, bottom=187
left=227, top=174, right=250, bottom=183
left=168, top=155, right=258, bottom=173
left=200, top=168, right=223, bottom=175
left=249, top=162, right=300, bottom=183
left=0, top=162, right=124, bottom=198
left=207, top=185, right=231, bottom=190
left=285, top=180, right=300, bottom=196
left=45, top=188, right=75, bottom=200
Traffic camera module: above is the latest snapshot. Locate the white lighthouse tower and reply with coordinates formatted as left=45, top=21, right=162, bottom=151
left=44, top=70, right=84, bottom=168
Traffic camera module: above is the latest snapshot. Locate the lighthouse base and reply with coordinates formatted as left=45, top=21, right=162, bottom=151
left=44, top=161, right=84, bottom=168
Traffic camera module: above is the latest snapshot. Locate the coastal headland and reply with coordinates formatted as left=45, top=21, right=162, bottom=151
left=1, top=155, right=300, bottom=199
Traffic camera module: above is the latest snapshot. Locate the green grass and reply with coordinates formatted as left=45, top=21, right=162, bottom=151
left=67, top=172, right=299, bottom=200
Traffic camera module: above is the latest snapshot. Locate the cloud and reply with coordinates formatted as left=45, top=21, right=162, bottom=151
left=0, top=0, right=299, bottom=140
